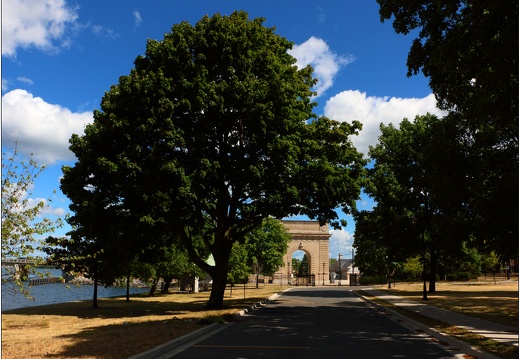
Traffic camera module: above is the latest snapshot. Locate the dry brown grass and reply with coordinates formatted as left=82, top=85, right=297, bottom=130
left=1, top=285, right=287, bottom=359
left=375, top=281, right=519, bottom=327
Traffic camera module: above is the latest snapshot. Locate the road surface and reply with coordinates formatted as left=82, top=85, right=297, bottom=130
left=171, top=286, right=459, bottom=358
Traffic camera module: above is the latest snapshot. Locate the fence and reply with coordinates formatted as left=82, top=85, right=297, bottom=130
left=29, top=277, right=62, bottom=286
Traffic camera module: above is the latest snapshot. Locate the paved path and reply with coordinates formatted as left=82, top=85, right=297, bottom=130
left=170, top=287, right=463, bottom=358
left=133, top=287, right=518, bottom=359
left=361, top=288, right=519, bottom=347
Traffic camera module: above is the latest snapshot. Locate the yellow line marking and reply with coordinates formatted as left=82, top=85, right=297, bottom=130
left=193, top=345, right=310, bottom=349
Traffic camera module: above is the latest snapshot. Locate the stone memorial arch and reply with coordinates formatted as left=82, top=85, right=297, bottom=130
left=274, top=220, right=330, bottom=283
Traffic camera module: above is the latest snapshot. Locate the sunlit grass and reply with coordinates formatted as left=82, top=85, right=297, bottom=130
left=1, top=285, right=287, bottom=359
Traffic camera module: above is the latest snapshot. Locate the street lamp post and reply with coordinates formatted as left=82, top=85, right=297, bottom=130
left=410, top=215, right=427, bottom=301
left=387, top=256, right=391, bottom=289
left=322, top=262, right=325, bottom=285
left=422, top=228, right=428, bottom=301
left=338, top=253, right=342, bottom=286
left=287, top=260, right=291, bottom=285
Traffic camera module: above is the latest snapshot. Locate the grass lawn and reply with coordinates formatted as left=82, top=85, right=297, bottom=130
left=375, top=281, right=519, bottom=327
left=2, top=285, right=286, bottom=359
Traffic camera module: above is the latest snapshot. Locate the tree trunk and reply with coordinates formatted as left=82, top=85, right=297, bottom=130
left=161, top=277, right=173, bottom=294
left=429, top=248, right=436, bottom=293
left=92, top=276, right=98, bottom=308
left=126, top=271, right=130, bottom=302
left=148, top=277, right=158, bottom=296
left=205, top=265, right=228, bottom=309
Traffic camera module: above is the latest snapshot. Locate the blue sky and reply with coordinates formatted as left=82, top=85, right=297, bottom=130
left=2, top=0, right=445, bottom=260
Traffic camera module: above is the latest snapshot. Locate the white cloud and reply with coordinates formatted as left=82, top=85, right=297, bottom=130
left=40, top=200, right=67, bottom=217
left=91, top=24, right=119, bottom=40
left=17, top=76, right=34, bottom=85
left=289, top=37, right=354, bottom=98
left=329, top=228, right=354, bottom=259
left=324, top=90, right=446, bottom=155
left=133, top=10, right=142, bottom=28
left=2, top=0, right=78, bottom=57
left=2, top=89, right=93, bottom=164
left=3, top=180, right=65, bottom=218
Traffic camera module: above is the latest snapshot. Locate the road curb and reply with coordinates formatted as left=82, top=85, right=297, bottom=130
left=233, top=288, right=291, bottom=319
left=130, top=289, right=290, bottom=359
left=128, top=322, right=227, bottom=359
left=352, top=290, right=502, bottom=359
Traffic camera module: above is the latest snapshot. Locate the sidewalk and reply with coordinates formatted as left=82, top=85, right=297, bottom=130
left=359, top=288, right=518, bottom=352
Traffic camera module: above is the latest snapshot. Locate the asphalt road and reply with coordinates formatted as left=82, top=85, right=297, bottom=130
left=170, top=287, right=458, bottom=358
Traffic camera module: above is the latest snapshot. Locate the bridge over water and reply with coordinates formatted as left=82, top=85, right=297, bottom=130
left=2, top=258, right=63, bottom=285
left=1, top=258, right=38, bottom=267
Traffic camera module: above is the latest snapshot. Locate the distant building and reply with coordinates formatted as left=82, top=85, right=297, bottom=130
left=330, top=258, right=360, bottom=285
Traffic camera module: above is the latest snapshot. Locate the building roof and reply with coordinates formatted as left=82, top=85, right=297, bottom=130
left=331, top=258, right=354, bottom=272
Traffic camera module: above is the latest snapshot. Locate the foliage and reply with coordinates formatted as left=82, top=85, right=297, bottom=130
left=149, top=244, right=207, bottom=294
left=481, top=251, right=501, bottom=275
left=377, top=0, right=518, bottom=135
left=44, top=206, right=133, bottom=307
left=60, top=11, right=365, bottom=309
left=155, top=246, right=206, bottom=282
left=1, top=143, right=64, bottom=298
left=228, top=242, right=250, bottom=285
left=299, top=254, right=310, bottom=275
left=244, top=218, right=291, bottom=276
left=358, top=114, right=471, bottom=291
left=398, top=256, right=422, bottom=281
left=377, top=0, right=518, bottom=258
left=131, top=261, right=156, bottom=285
left=352, top=211, right=388, bottom=276
left=456, top=244, right=482, bottom=275
left=291, top=258, right=301, bottom=274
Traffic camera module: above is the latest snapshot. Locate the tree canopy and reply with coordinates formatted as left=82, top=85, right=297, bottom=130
left=357, top=114, right=470, bottom=290
left=244, top=218, right=292, bottom=277
left=376, top=0, right=518, bottom=259
left=60, top=11, right=365, bottom=309
left=378, top=0, right=518, bottom=137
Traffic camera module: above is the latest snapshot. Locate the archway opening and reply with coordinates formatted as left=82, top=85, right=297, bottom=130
left=292, top=249, right=310, bottom=276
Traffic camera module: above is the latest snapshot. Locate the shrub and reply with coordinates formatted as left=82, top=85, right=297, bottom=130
left=456, top=272, right=471, bottom=281
left=446, top=273, right=457, bottom=281
left=360, top=276, right=387, bottom=285
left=446, top=272, right=471, bottom=281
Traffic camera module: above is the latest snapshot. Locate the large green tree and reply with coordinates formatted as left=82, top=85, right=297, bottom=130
left=361, top=114, right=469, bottom=291
left=61, top=11, right=365, bottom=309
left=377, top=0, right=518, bottom=258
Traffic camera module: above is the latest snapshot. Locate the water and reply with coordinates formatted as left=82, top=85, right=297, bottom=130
left=1, top=268, right=148, bottom=311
